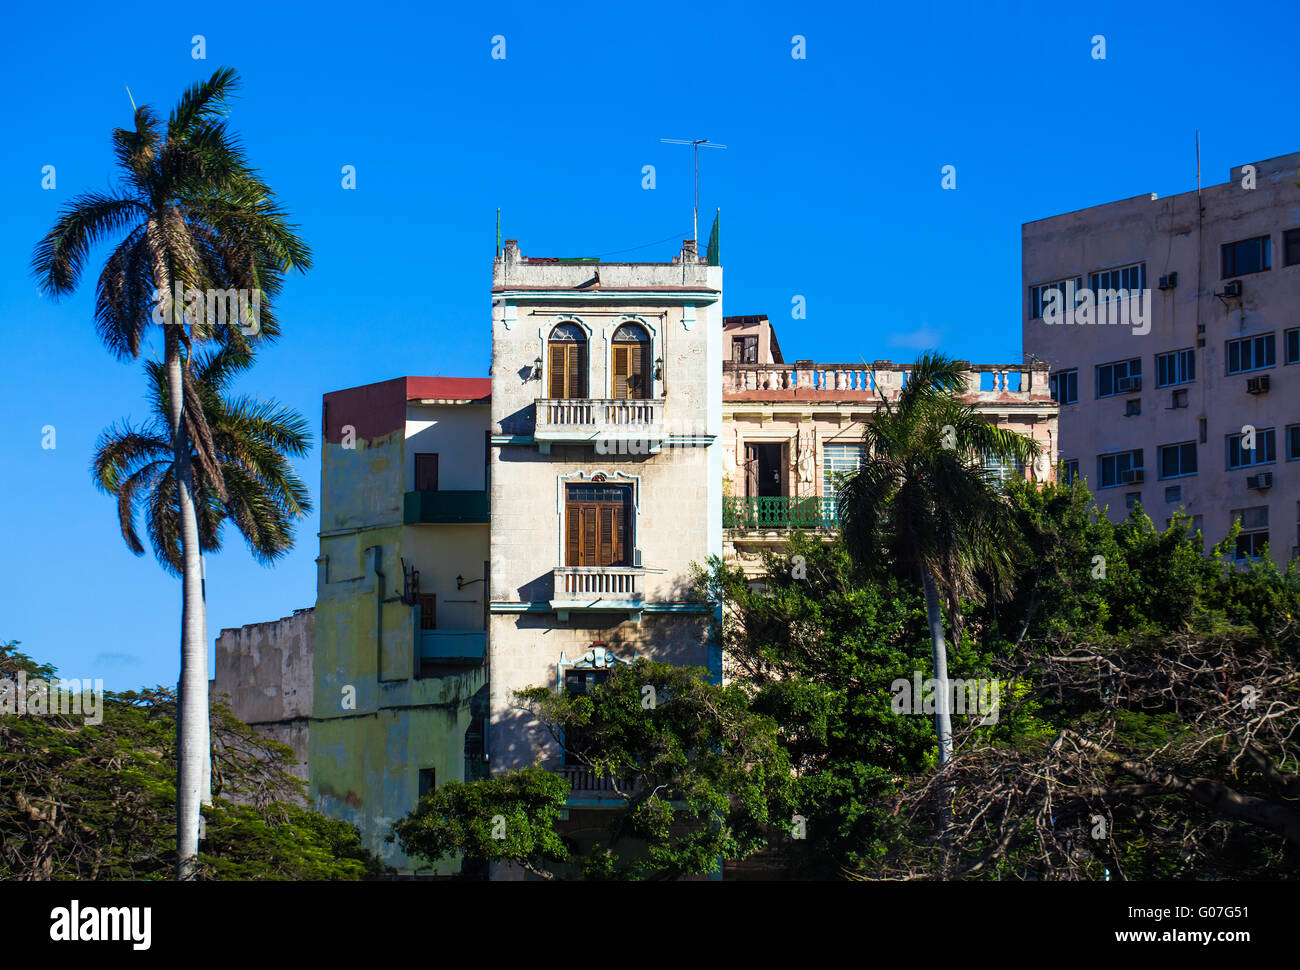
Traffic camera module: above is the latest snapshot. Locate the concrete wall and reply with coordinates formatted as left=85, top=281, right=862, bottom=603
left=1024, top=151, right=1300, bottom=563
left=405, top=403, right=488, bottom=491
left=209, top=609, right=314, bottom=793
left=311, top=382, right=489, bottom=873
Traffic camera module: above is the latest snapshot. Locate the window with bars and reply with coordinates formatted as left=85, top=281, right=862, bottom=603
left=822, top=443, right=865, bottom=506
left=547, top=323, right=589, bottom=399
left=983, top=452, right=1023, bottom=483
left=565, top=484, right=633, bottom=567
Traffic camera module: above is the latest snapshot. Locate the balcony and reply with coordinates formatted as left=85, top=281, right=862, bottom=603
left=723, top=361, right=1053, bottom=406
left=558, top=766, right=621, bottom=795
left=404, top=490, right=490, bottom=524
left=419, top=630, right=487, bottom=665
left=550, top=566, right=645, bottom=621
left=534, top=398, right=665, bottom=453
left=723, top=496, right=839, bottom=531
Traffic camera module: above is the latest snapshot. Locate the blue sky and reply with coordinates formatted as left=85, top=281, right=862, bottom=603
left=2, top=0, right=1296, bottom=689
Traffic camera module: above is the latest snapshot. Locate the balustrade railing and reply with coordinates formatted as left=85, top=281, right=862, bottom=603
left=722, top=495, right=839, bottom=530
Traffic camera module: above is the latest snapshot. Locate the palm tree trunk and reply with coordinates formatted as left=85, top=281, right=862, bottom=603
left=921, top=567, right=953, bottom=764
left=164, top=325, right=207, bottom=880
left=200, top=553, right=212, bottom=807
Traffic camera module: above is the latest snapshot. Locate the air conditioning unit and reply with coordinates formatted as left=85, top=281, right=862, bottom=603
left=1221, top=280, right=1243, bottom=298
left=1170, top=391, right=1188, bottom=409
left=1247, top=375, right=1271, bottom=394
left=1247, top=472, right=1273, bottom=490
left=1115, top=376, right=1142, bottom=393
left=1158, top=272, right=1178, bottom=290
left=1120, top=468, right=1144, bottom=484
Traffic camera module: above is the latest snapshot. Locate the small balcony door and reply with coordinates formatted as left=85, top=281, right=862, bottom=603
left=744, top=442, right=785, bottom=497
left=565, top=485, right=632, bottom=567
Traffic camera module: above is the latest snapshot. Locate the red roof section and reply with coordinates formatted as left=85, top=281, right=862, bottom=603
left=404, top=376, right=490, bottom=401
left=322, top=376, right=488, bottom=445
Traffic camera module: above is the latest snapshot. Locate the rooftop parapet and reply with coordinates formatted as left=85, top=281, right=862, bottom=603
left=723, top=360, right=1054, bottom=404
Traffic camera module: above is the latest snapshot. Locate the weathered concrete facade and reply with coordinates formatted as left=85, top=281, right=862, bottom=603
left=1023, top=151, right=1300, bottom=565
left=487, top=239, right=723, bottom=801
left=209, top=608, right=315, bottom=794
left=721, top=316, right=1059, bottom=574
left=310, top=377, right=490, bottom=873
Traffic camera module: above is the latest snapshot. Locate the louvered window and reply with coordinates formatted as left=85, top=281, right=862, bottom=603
left=547, top=323, right=588, bottom=399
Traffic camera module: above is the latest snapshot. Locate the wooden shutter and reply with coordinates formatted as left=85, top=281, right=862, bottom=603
left=614, top=343, right=646, bottom=399
left=598, top=505, right=615, bottom=565
left=418, top=594, right=436, bottom=630
left=549, top=343, right=567, bottom=398
left=582, top=506, right=597, bottom=566
left=613, top=502, right=626, bottom=563
left=627, top=344, right=644, bottom=398
left=745, top=444, right=759, bottom=497
left=612, top=345, right=630, bottom=399
left=566, top=504, right=581, bottom=566
left=569, top=344, right=585, bottom=398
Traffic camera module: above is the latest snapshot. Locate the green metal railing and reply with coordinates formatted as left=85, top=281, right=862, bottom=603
left=722, top=496, right=839, bottom=530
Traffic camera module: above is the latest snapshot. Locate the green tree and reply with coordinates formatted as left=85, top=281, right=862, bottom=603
left=838, top=353, right=1039, bottom=762
left=394, top=662, right=794, bottom=879
left=31, top=67, right=311, bottom=877
left=0, top=640, right=386, bottom=880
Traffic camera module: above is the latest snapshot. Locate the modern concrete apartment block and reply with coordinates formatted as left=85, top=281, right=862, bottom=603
left=487, top=239, right=723, bottom=799
left=1023, top=151, right=1300, bottom=566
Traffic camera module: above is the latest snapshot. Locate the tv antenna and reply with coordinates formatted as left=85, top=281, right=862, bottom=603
left=660, top=138, right=726, bottom=244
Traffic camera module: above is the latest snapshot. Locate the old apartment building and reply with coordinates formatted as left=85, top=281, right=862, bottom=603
left=1023, top=151, right=1300, bottom=565
left=211, top=236, right=1059, bottom=874
left=721, top=315, right=1059, bottom=573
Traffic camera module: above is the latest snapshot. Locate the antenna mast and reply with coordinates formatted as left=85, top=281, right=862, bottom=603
left=660, top=138, right=727, bottom=243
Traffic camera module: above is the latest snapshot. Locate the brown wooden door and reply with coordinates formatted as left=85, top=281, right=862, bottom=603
left=565, top=487, right=629, bottom=566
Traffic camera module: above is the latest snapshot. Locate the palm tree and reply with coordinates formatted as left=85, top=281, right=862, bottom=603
left=838, top=354, right=1040, bottom=764
left=93, top=345, right=313, bottom=574
left=32, top=67, right=311, bottom=877
left=92, top=345, right=312, bottom=837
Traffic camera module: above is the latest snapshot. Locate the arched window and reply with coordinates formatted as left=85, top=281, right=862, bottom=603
left=548, top=322, right=588, bottom=399
left=610, top=322, right=650, bottom=399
